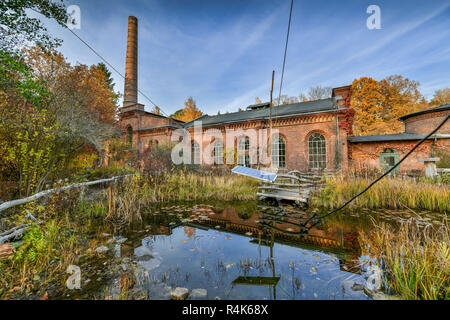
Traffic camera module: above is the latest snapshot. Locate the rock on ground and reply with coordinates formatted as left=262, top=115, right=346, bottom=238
left=96, top=246, right=109, bottom=254
left=170, top=287, right=189, bottom=300
left=190, top=288, right=207, bottom=299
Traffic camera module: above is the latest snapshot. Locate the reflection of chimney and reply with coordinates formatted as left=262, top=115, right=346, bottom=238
left=123, top=16, right=139, bottom=108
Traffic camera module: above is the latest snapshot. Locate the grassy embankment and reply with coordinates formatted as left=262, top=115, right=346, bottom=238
left=311, top=175, right=450, bottom=213
left=0, top=168, right=257, bottom=299
left=311, top=175, right=449, bottom=300
left=361, top=220, right=449, bottom=300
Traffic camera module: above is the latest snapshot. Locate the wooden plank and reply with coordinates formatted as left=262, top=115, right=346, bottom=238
left=257, top=192, right=307, bottom=203
left=258, top=186, right=301, bottom=192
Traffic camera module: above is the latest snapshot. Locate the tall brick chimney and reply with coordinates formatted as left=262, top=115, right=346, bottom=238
left=123, top=16, right=141, bottom=109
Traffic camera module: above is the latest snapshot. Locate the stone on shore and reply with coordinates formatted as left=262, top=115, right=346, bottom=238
left=96, top=246, right=109, bottom=254
left=191, top=288, right=207, bottom=299
left=170, top=287, right=189, bottom=300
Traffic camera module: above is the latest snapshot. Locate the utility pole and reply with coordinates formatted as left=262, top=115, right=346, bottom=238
left=269, top=70, right=275, bottom=169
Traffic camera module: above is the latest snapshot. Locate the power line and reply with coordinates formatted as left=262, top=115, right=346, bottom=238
left=27, top=7, right=170, bottom=117
left=276, top=0, right=294, bottom=108
left=305, top=114, right=450, bottom=228
left=67, top=28, right=170, bottom=117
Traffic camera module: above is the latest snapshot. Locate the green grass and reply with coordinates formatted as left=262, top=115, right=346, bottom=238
left=311, top=176, right=450, bottom=213
left=0, top=189, right=110, bottom=299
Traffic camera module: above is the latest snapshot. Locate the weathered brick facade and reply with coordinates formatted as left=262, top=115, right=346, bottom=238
left=118, top=85, right=354, bottom=172
left=403, top=110, right=450, bottom=135
left=348, top=105, right=450, bottom=173
left=118, top=16, right=449, bottom=175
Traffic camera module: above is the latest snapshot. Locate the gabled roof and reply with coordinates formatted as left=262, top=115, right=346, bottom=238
left=184, top=98, right=340, bottom=128
left=399, top=104, right=450, bottom=121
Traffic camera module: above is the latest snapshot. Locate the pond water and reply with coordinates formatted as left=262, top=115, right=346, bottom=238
left=66, top=201, right=446, bottom=300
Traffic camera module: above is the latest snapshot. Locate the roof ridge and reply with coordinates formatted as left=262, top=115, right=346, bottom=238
left=399, top=104, right=450, bottom=121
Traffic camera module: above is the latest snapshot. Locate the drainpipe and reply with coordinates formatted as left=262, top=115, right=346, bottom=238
left=431, top=137, right=437, bottom=157
left=334, top=99, right=341, bottom=171
left=138, top=112, right=142, bottom=170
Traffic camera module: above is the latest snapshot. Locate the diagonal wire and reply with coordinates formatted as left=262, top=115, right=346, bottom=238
left=305, top=114, right=450, bottom=228
left=276, top=0, right=294, bottom=109
left=67, top=28, right=170, bottom=117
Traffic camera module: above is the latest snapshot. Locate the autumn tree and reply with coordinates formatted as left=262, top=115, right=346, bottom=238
left=24, top=47, right=118, bottom=123
left=350, top=77, right=385, bottom=136
left=0, top=47, right=119, bottom=196
left=378, top=75, right=426, bottom=132
left=174, top=97, right=203, bottom=122
left=429, top=88, right=450, bottom=107
left=0, top=1, right=120, bottom=196
left=351, top=75, right=427, bottom=135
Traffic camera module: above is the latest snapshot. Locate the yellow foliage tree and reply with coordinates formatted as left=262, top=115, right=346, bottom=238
left=351, top=75, right=427, bottom=135
left=429, top=88, right=450, bottom=107
left=175, top=97, right=203, bottom=122
left=350, top=77, right=385, bottom=136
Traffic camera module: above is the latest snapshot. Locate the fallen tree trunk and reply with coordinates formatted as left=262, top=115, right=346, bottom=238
left=0, top=174, right=133, bottom=214
left=0, top=225, right=29, bottom=244
left=0, top=212, right=41, bottom=244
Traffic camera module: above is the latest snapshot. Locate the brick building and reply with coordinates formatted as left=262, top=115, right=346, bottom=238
left=118, top=16, right=449, bottom=174
left=348, top=105, right=450, bottom=174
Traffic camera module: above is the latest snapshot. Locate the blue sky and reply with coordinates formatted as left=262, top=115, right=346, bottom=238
left=40, top=0, right=450, bottom=116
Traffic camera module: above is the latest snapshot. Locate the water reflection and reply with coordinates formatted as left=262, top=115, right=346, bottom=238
left=98, top=201, right=376, bottom=300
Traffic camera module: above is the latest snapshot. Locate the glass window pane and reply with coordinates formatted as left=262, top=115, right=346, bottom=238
left=308, top=133, right=326, bottom=170
left=271, top=136, right=286, bottom=169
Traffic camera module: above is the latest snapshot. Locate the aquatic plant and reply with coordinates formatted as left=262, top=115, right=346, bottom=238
left=106, top=175, right=142, bottom=226
left=360, top=220, right=449, bottom=300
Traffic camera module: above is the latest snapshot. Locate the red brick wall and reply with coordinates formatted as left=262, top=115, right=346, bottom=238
left=118, top=111, right=173, bottom=149
left=349, top=140, right=439, bottom=173
left=181, top=112, right=349, bottom=171
left=276, top=118, right=345, bottom=171
left=404, top=110, right=450, bottom=134
left=140, top=115, right=171, bottom=128
left=140, top=131, right=172, bottom=152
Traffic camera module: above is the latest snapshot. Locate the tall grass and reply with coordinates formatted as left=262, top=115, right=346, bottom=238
left=139, top=171, right=258, bottom=203
left=312, top=176, right=450, bottom=213
left=360, top=220, right=449, bottom=300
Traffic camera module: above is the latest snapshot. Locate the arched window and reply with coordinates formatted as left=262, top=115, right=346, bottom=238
left=127, top=126, right=133, bottom=145
left=237, top=137, right=250, bottom=167
left=192, top=141, right=200, bottom=165
left=308, top=133, right=327, bottom=170
left=380, top=148, right=399, bottom=174
left=271, top=135, right=286, bottom=168
left=213, top=140, right=223, bottom=164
